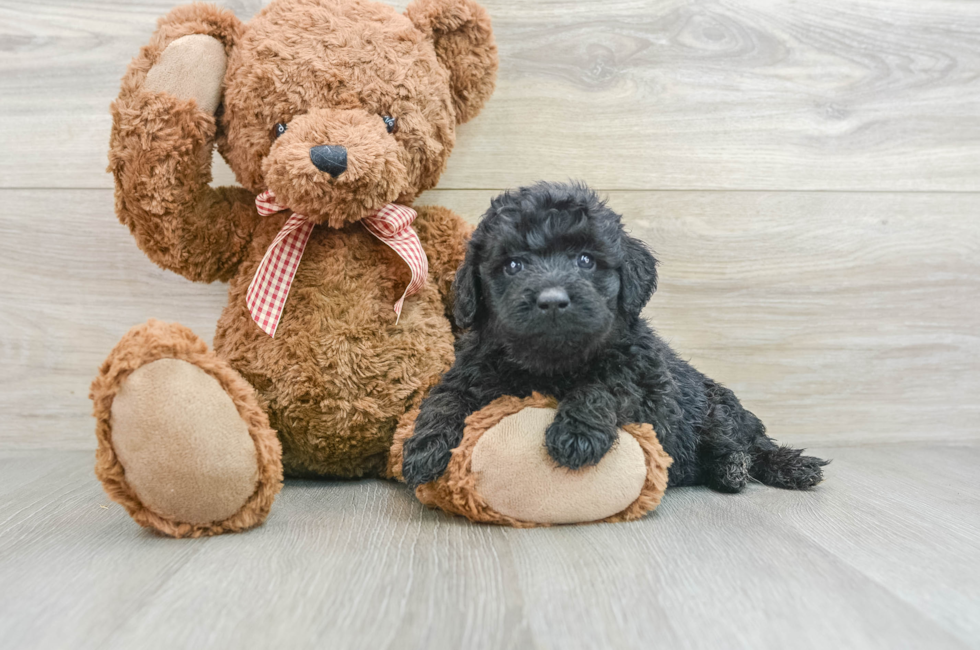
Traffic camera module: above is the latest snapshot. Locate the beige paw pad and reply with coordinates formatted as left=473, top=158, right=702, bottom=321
left=145, top=34, right=227, bottom=113
left=472, top=408, right=647, bottom=524
left=404, top=393, right=673, bottom=527
left=110, top=359, right=259, bottom=525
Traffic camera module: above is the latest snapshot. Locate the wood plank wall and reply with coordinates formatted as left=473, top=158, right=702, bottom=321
left=1, top=0, right=978, bottom=449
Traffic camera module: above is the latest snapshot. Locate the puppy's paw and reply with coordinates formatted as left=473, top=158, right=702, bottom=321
left=402, top=433, right=453, bottom=489
left=752, top=446, right=829, bottom=490
left=705, top=451, right=750, bottom=493
left=545, top=417, right=617, bottom=471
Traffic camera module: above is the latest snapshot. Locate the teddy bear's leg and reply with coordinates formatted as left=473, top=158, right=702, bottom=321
left=90, top=320, right=283, bottom=538
left=392, top=395, right=672, bottom=527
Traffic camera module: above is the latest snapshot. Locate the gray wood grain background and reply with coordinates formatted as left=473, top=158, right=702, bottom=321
left=1, top=0, right=978, bottom=448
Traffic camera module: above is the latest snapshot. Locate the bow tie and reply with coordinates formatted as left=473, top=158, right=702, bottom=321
left=246, top=190, right=428, bottom=337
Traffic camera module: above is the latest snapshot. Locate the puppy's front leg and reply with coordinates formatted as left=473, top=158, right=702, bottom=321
left=402, top=389, right=474, bottom=489
left=546, top=385, right=619, bottom=470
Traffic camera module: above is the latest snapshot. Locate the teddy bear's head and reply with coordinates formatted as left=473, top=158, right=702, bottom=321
left=178, top=0, right=496, bottom=226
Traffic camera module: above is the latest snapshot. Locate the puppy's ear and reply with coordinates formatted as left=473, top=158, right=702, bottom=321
left=619, top=234, right=658, bottom=319
left=452, top=246, right=481, bottom=329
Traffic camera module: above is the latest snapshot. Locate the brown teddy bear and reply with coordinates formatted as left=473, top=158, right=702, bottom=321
left=91, top=0, right=670, bottom=537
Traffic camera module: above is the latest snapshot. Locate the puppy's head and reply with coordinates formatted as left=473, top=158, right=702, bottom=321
left=454, top=181, right=658, bottom=373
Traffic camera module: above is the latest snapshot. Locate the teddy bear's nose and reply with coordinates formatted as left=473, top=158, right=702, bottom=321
left=309, top=145, right=347, bottom=177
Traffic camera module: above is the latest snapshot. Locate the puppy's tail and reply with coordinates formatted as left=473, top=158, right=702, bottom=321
left=746, top=412, right=829, bottom=490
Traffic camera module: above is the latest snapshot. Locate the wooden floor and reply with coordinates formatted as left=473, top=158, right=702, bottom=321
left=1, top=442, right=978, bottom=650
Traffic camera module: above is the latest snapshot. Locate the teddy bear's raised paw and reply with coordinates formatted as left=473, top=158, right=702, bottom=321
left=143, top=34, right=227, bottom=114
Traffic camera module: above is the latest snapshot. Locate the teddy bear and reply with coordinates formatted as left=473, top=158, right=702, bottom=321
left=90, top=0, right=496, bottom=536
left=91, top=0, right=671, bottom=537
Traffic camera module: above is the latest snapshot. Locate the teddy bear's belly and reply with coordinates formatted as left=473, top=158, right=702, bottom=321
left=214, top=224, right=455, bottom=478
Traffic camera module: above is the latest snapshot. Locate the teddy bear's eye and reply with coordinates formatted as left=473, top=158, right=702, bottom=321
left=273, top=123, right=288, bottom=139
left=381, top=115, right=398, bottom=134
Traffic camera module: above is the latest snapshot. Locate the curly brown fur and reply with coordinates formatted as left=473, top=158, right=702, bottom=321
left=405, top=0, right=497, bottom=124
left=402, top=182, right=829, bottom=492
left=103, top=0, right=497, bottom=481
left=214, top=210, right=459, bottom=477
left=219, top=0, right=497, bottom=219
left=90, top=320, right=283, bottom=538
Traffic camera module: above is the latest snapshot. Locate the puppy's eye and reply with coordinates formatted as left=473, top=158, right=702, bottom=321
left=273, top=123, right=288, bottom=139
left=381, top=115, right=398, bottom=134
left=504, top=259, right=524, bottom=276
left=577, top=253, right=596, bottom=269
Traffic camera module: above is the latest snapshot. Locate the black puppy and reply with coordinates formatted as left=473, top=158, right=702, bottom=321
left=402, top=182, right=827, bottom=492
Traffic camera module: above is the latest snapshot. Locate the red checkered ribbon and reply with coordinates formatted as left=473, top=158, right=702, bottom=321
left=246, top=190, right=428, bottom=337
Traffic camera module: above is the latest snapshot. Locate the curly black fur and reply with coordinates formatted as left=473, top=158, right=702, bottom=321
left=402, top=181, right=829, bottom=491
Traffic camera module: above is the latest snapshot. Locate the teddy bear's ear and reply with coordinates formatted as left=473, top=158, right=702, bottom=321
left=138, top=4, right=243, bottom=114
left=406, top=0, right=498, bottom=124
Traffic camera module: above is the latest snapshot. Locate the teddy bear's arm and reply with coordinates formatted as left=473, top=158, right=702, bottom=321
left=108, top=6, right=260, bottom=284
left=412, top=205, right=474, bottom=323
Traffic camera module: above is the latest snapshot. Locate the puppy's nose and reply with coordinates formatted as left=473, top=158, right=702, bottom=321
left=310, top=145, right=347, bottom=177
left=536, top=287, right=570, bottom=311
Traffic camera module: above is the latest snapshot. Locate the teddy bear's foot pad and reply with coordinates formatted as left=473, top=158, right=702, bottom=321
left=111, top=358, right=259, bottom=526
left=471, top=407, right=647, bottom=524
left=397, top=394, right=673, bottom=527
left=91, top=320, right=282, bottom=537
